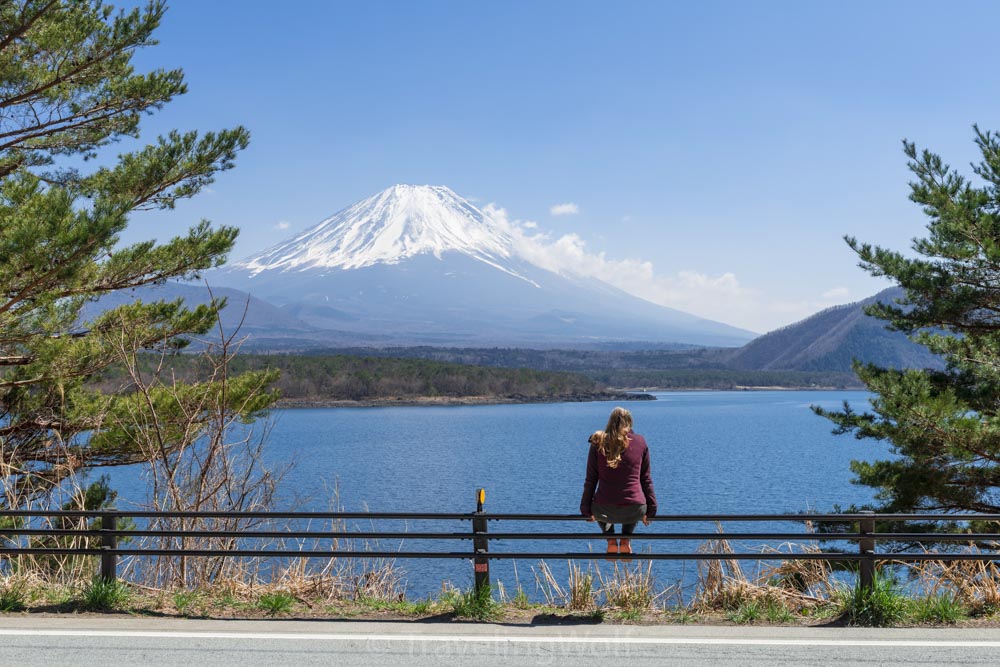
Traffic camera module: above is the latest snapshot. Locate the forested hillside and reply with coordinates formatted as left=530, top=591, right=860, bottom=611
left=95, top=354, right=635, bottom=405
left=279, top=347, right=860, bottom=388
left=725, top=288, right=941, bottom=372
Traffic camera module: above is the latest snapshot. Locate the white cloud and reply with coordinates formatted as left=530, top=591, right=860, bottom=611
left=274, top=221, right=291, bottom=230
left=483, top=204, right=858, bottom=334
left=821, top=286, right=850, bottom=301
left=549, top=202, right=579, bottom=216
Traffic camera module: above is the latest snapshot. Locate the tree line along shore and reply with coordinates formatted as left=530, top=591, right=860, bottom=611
left=92, top=353, right=664, bottom=406
left=258, top=347, right=867, bottom=394
left=89, top=351, right=864, bottom=407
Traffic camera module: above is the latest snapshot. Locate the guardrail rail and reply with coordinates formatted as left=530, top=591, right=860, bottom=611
left=3, top=489, right=999, bottom=593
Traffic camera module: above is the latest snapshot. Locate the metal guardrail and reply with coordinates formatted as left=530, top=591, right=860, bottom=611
left=2, top=489, right=1000, bottom=592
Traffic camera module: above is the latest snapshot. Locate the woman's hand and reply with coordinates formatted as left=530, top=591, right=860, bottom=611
left=642, top=515, right=651, bottom=526
left=586, top=515, right=596, bottom=522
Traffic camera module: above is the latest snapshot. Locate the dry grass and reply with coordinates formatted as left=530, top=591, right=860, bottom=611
left=597, top=560, right=661, bottom=611
left=567, top=562, right=595, bottom=610
left=692, top=524, right=832, bottom=615
left=903, top=543, right=1000, bottom=615
left=532, top=557, right=664, bottom=613
left=532, top=560, right=567, bottom=606
left=496, top=562, right=531, bottom=609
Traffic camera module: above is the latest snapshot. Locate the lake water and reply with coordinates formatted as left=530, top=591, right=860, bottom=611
left=106, top=390, right=884, bottom=600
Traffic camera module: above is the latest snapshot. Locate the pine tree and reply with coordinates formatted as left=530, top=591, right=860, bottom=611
left=0, top=1, right=276, bottom=506
left=816, top=126, right=1000, bottom=514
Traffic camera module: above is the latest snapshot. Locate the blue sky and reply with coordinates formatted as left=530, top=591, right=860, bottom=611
left=118, top=0, right=1000, bottom=333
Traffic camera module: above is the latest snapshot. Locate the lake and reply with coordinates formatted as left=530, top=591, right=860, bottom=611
left=106, top=390, right=884, bottom=600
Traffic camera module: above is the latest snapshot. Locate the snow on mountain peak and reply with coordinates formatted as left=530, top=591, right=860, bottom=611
left=235, top=184, right=529, bottom=280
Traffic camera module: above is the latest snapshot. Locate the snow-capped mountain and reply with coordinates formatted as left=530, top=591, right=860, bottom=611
left=241, top=184, right=535, bottom=285
left=214, top=185, right=756, bottom=347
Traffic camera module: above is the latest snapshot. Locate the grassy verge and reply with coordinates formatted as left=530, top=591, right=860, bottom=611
left=2, top=567, right=999, bottom=627
left=4, top=528, right=1000, bottom=627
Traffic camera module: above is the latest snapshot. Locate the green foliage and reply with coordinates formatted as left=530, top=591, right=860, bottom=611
left=614, top=608, right=642, bottom=622
left=213, top=590, right=246, bottom=611
left=256, top=591, right=295, bottom=616
left=511, top=586, right=531, bottom=609
left=0, top=579, right=28, bottom=612
left=172, top=590, right=200, bottom=615
left=451, top=585, right=502, bottom=621
left=0, top=1, right=273, bottom=507
left=839, top=575, right=908, bottom=627
left=81, top=576, right=131, bottom=611
left=805, top=602, right=842, bottom=621
left=726, top=600, right=763, bottom=624
left=668, top=606, right=697, bottom=624
left=288, top=346, right=865, bottom=390
left=21, top=476, right=134, bottom=577
left=910, top=593, right=967, bottom=624
left=764, top=600, right=795, bottom=624
left=408, top=598, right=433, bottom=615
left=97, top=353, right=606, bottom=402
left=816, top=128, right=1000, bottom=514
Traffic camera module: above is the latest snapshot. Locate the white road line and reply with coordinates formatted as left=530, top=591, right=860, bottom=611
left=0, top=629, right=998, bottom=647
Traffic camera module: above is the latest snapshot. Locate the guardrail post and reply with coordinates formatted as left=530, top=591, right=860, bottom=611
left=100, top=512, right=118, bottom=582
left=858, top=511, right=875, bottom=590
left=472, top=488, right=489, bottom=594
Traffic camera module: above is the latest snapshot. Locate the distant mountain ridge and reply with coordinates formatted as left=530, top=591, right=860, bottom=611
left=83, top=282, right=942, bottom=392
left=286, top=286, right=940, bottom=389
left=82, top=283, right=391, bottom=350
left=725, top=287, right=942, bottom=372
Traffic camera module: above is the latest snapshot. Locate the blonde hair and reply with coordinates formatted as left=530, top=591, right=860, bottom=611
left=595, top=407, right=633, bottom=469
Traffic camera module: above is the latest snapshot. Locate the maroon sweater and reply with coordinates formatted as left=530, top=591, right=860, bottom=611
left=580, top=433, right=657, bottom=518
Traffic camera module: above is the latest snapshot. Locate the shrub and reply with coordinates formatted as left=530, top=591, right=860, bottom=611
left=82, top=577, right=131, bottom=611
left=840, top=574, right=908, bottom=627
left=452, top=585, right=502, bottom=622
left=173, top=590, right=200, bottom=615
left=910, top=593, right=967, bottom=624
left=0, top=579, right=28, bottom=612
left=512, top=587, right=531, bottom=609
left=257, top=591, right=296, bottom=616
left=726, top=600, right=763, bottom=624
left=764, top=600, right=795, bottom=624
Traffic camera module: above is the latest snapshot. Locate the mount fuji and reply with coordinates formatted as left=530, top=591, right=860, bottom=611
left=212, top=185, right=756, bottom=348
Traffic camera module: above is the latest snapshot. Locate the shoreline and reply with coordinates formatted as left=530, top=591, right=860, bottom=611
left=616, top=385, right=865, bottom=392
left=271, top=385, right=867, bottom=409
left=274, top=391, right=655, bottom=409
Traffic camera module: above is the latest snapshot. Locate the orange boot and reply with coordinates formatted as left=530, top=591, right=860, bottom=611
left=606, top=538, right=619, bottom=561
left=619, top=538, right=632, bottom=559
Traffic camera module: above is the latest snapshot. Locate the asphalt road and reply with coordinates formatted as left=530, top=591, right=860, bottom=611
left=1, top=617, right=999, bottom=666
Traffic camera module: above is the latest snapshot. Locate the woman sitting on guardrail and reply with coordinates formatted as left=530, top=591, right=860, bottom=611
left=580, top=406, right=657, bottom=558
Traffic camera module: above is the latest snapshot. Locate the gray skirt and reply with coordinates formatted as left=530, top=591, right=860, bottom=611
left=592, top=503, right=646, bottom=525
